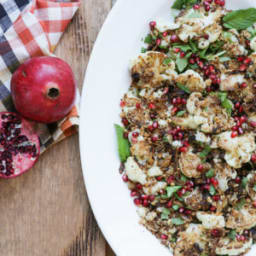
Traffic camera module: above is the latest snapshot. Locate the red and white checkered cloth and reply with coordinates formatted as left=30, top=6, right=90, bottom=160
left=0, top=0, right=80, bottom=153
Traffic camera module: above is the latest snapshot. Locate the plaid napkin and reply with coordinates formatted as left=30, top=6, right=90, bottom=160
left=0, top=0, right=80, bottom=154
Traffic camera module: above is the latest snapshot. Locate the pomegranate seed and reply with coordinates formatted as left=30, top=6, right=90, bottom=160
left=163, top=87, right=169, bottom=94
left=176, top=127, right=181, bottom=133
left=180, top=51, right=186, bottom=58
left=174, top=48, right=181, bottom=53
left=206, top=87, right=212, bottom=92
left=161, top=234, right=168, bottom=240
left=136, top=103, right=141, bottom=109
left=167, top=175, right=175, bottom=184
left=120, top=100, right=126, bottom=107
left=148, top=102, right=155, bottom=109
left=231, top=131, right=238, bottom=138
left=181, top=99, right=187, bottom=105
left=204, top=4, right=210, bottom=11
left=210, top=74, right=217, bottom=81
left=197, top=164, right=204, bottom=172
left=134, top=198, right=141, bottom=206
left=152, top=121, right=159, bottom=129
left=210, top=206, right=216, bottom=211
left=211, top=229, right=221, bottom=237
left=235, top=177, right=241, bottom=184
left=172, top=98, right=177, bottom=105
left=186, top=181, right=194, bottom=187
left=130, top=190, right=138, bottom=197
left=236, top=235, right=245, bottom=241
left=149, top=195, right=155, bottom=202
left=198, top=61, right=204, bottom=69
left=206, top=0, right=213, bottom=3
left=148, top=125, right=154, bottom=132
left=240, top=116, right=247, bottom=123
left=162, top=31, right=168, bottom=37
left=238, top=127, right=244, bottom=135
left=212, top=195, right=220, bottom=201
left=209, top=65, right=215, bottom=73
left=149, top=21, right=156, bottom=29
left=151, top=135, right=158, bottom=142
left=204, top=34, right=209, bottom=40
left=254, top=84, right=256, bottom=89
left=156, top=176, right=163, bottom=181
left=122, top=118, right=129, bottom=126
left=193, top=4, right=200, bottom=9
left=156, top=38, right=161, bottom=46
left=183, top=140, right=189, bottom=147
left=235, top=102, right=240, bottom=109
left=244, top=57, right=251, bottom=65
left=232, top=126, right=238, bottom=131
left=142, top=199, right=149, bottom=207
left=172, top=107, right=178, bottom=115
left=251, top=154, right=256, bottom=163
left=204, top=184, right=210, bottom=190
left=179, top=146, right=187, bottom=153
left=166, top=201, right=173, bottom=208
left=219, top=0, right=225, bottom=6
left=176, top=97, right=182, bottom=104
left=178, top=132, right=183, bottom=140
left=253, top=201, right=256, bottom=208
left=210, top=178, right=219, bottom=187
left=239, top=106, right=244, bottom=113
left=123, top=132, right=128, bottom=139
left=240, top=82, right=247, bottom=89
left=136, top=184, right=142, bottom=190
left=141, top=195, right=149, bottom=200
left=170, top=34, right=178, bottom=43
left=122, top=175, right=128, bottom=182
left=132, top=132, right=139, bottom=138
left=179, top=207, right=185, bottom=213
left=185, top=209, right=192, bottom=215
left=237, top=56, right=245, bottom=62
left=239, top=64, right=247, bottom=72
left=251, top=121, right=256, bottom=128
left=189, top=58, right=195, bottom=64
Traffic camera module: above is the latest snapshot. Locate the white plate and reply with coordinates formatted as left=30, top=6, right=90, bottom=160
left=80, top=0, right=256, bottom=255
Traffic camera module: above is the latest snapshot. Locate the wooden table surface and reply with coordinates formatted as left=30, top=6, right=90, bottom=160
left=0, top=0, right=115, bottom=255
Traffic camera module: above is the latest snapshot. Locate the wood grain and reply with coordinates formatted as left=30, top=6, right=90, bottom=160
left=0, top=0, right=116, bottom=256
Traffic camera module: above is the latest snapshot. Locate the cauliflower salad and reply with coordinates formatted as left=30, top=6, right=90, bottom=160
left=115, top=0, right=256, bottom=255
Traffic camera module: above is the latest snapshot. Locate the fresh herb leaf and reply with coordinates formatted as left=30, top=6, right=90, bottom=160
left=114, top=124, right=130, bottom=162
left=199, top=145, right=211, bottom=159
left=206, top=169, right=215, bottom=178
left=172, top=205, right=180, bottom=211
left=176, top=110, right=186, bottom=117
left=209, top=41, right=225, bottom=53
left=176, top=57, right=188, bottom=72
left=166, top=186, right=182, bottom=198
left=161, top=208, right=171, bottom=220
left=163, top=135, right=169, bottom=143
left=219, top=56, right=231, bottom=62
left=188, top=63, right=198, bottom=69
left=172, top=217, right=185, bottom=225
left=163, top=58, right=172, bottom=65
left=253, top=185, right=256, bottom=192
left=218, top=92, right=233, bottom=116
left=215, top=50, right=226, bottom=57
left=189, top=39, right=198, bottom=53
left=144, top=34, right=153, bottom=44
left=200, top=254, right=208, bottom=256
left=199, top=47, right=209, bottom=60
left=228, top=230, right=237, bottom=241
left=209, top=185, right=216, bottom=196
left=172, top=0, right=197, bottom=10
left=223, top=8, right=256, bottom=30
left=172, top=44, right=192, bottom=52
left=170, top=236, right=177, bottom=242
left=141, top=47, right=147, bottom=53
left=247, top=26, right=256, bottom=38
left=177, top=83, right=190, bottom=94
left=181, top=174, right=188, bottom=182
left=175, top=193, right=184, bottom=202
left=236, top=198, right=246, bottom=210
left=242, top=177, right=248, bottom=188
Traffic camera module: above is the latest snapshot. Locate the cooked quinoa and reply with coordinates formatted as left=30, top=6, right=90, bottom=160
left=116, top=1, right=256, bottom=255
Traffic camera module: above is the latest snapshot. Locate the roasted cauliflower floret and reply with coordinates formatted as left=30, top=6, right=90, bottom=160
left=184, top=187, right=205, bottom=210
left=130, top=141, right=153, bottom=165
left=130, top=51, right=176, bottom=88
left=216, top=132, right=256, bottom=168
left=196, top=212, right=225, bottom=229
left=220, top=73, right=245, bottom=91
left=216, top=237, right=252, bottom=255
left=175, top=70, right=206, bottom=92
left=226, top=204, right=256, bottom=231
left=245, top=172, right=256, bottom=201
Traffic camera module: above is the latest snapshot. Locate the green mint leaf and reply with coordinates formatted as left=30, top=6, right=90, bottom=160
left=199, top=145, right=211, bottom=159
left=172, top=205, right=180, bottom=211
left=176, top=57, right=188, bottom=72
left=236, top=198, right=246, bottom=210
left=181, top=174, right=188, bottom=182
left=209, top=185, right=216, bottom=196
left=166, top=186, right=182, bottom=198
left=177, top=83, right=190, bottom=94
left=223, top=8, right=256, bottom=30
left=172, top=217, right=184, bottom=225
left=114, top=124, right=130, bottom=162
left=163, top=135, right=169, bottom=143
left=175, top=193, right=184, bottom=202
left=253, top=185, right=256, bottom=192
left=161, top=208, right=171, bottom=220
left=144, top=34, right=153, bottom=44
left=172, top=0, right=197, bottom=10
left=176, top=110, right=186, bottom=117
left=242, top=177, right=248, bottom=188
left=228, top=230, right=237, bottom=241
left=141, top=47, right=147, bottom=53
left=189, top=39, right=198, bottom=53
left=172, top=44, right=192, bottom=52
left=163, top=58, right=172, bottom=65
left=218, top=92, right=233, bottom=116
left=206, top=169, right=215, bottom=178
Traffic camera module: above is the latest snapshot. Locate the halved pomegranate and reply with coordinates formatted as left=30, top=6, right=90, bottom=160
left=0, top=112, right=40, bottom=178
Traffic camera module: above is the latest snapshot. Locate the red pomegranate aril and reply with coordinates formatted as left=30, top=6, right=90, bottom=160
left=251, top=154, right=256, bottom=163
left=149, top=195, right=155, bottom=202
left=152, top=121, right=159, bottom=129
left=250, top=121, right=256, bottom=128
left=240, top=116, right=247, bottom=123
left=181, top=99, right=187, bottom=105
left=211, top=229, right=221, bottom=237
left=237, top=56, right=245, bottom=62
left=174, top=48, right=181, bottom=53
left=209, top=65, right=215, bottom=73
left=178, top=132, right=183, bottom=140
left=238, top=127, right=244, bottom=135
left=239, top=64, right=247, bottom=71
left=166, top=201, right=173, bottom=208
left=244, top=57, right=252, bottom=65
left=193, top=4, right=200, bottom=9
left=148, top=102, right=155, bottom=109
left=197, top=164, right=204, bottom=172
left=151, top=135, right=158, bottom=142
left=210, top=206, right=217, bottom=211
left=120, top=100, right=125, bottom=107
left=240, top=82, right=247, bottom=89
left=161, top=234, right=168, bottom=240
left=136, top=184, right=142, bottom=190
left=149, top=21, right=156, bottom=29
left=179, top=207, right=185, bottom=213
left=170, top=34, right=178, bottom=43
left=232, top=126, right=238, bottom=131
left=176, top=97, right=182, bottom=104
left=204, top=4, right=210, bottom=11
left=122, top=117, right=129, bottom=126
left=213, top=195, right=220, bottom=201
left=210, top=178, right=219, bottom=187
left=180, top=51, right=186, bottom=58
left=142, top=199, right=149, bottom=207
left=253, top=201, right=256, bottom=208
left=204, top=34, right=209, bottom=40
left=239, top=106, right=244, bottom=113
left=235, top=177, right=241, bottom=184
left=172, top=107, right=178, bottom=115
left=235, top=102, right=240, bottom=109
left=162, top=31, right=168, bottom=37
left=189, top=58, right=195, bottom=64
left=134, top=198, right=141, bottom=206
left=122, top=174, right=128, bottom=182
left=210, top=74, right=217, bottom=81
left=148, top=125, right=154, bottom=132
left=186, top=181, right=194, bottom=187
left=130, top=190, right=138, bottom=197
left=231, top=131, right=238, bottom=138
left=132, top=132, right=139, bottom=138
left=156, top=176, right=163, bottom=181
left=123, top=132, right=128, bottom=139
left=172, top=98, right=177, bottom=105
left=183, top=140, right=189, bottom=147
left=198, top=61, right=204, bottom=69
left=156, top=38, right=161, bottom=46
left=136, top=103, right=141, bottom=109
left=185, top=209, right=192, bottom=215
left=167, top=175, right=175, bottom=184
left=219, top=0, right=225, bottom=6
left=236, top=235, right=245, bottom=242
left=179, top=146, right=187, bottom=153
left=141, top=194, right=149, bottom=200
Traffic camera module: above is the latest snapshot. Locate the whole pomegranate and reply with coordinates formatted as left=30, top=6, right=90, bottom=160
left=0, top=112, right=40, bottom=178
left=11, top=56, right=76, bottom=123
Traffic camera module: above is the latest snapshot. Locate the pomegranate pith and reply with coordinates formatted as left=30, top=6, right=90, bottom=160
left=0, top=112, right=40, bottom=178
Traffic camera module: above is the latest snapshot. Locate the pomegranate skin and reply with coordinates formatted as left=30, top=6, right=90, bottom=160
left=11, top=56, right=76, bottom=123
